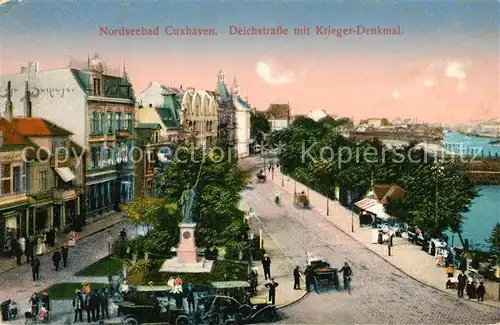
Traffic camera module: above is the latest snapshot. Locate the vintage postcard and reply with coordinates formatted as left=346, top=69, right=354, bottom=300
left=0, top=1, right=499, bottom=324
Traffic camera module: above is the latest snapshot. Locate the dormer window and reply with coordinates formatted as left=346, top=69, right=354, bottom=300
left=93, top=78, right=101, bottom=96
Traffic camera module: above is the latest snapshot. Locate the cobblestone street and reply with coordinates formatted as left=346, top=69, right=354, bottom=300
left=243, top=182, right=500, bottom=324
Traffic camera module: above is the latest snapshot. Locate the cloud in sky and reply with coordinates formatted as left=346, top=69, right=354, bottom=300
left=256, top=61, right=294, bottom=85
left=422, top=79, right=435, bottom=88
left=445, top=61, right=466, bottom=80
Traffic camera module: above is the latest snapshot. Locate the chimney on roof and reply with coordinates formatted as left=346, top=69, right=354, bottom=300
left=4, top=81, right=13, bottom=121
left=27, top=61, right=38, bottom=81
left=21, top=66, right=27, bottom=74
left=24, top=81, right=33, bottom=118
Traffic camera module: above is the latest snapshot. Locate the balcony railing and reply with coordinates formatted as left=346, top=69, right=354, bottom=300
left=0, top=190, right=28, bottom=199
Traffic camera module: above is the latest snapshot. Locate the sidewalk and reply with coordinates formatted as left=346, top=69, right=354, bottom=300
left=270, top=168, right=500, bottom=309
left=0, top=211, right=126, bottom=275
left=239, top=199, right=307, bottom=309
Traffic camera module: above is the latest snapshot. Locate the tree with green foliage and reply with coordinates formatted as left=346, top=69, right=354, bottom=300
left=487, top=223, right=500, bottom=254
left=250, top=111, right=271, bottom=145
left=273, top=118, right=477, bottom=238
left=160, top=146, right=247, bottom=249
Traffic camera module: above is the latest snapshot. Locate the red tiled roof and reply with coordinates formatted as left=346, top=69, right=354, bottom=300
left=11, top=117, right=72, bottom=137
left=0, top=118, right=33, bottom=146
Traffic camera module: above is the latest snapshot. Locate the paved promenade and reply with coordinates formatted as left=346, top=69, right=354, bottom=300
left=270, top=167, right=500, bottom=308
left=243, top=178, right=500, bottom=324
left=0, top=212, right=126, bottom=275
left=0, top=219, right=135, bottom=325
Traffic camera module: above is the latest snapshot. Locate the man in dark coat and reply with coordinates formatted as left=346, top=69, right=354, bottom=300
left=52, top=250, right=62, bottom=271
left=261, top=254, right=271, bottom=280
left=73, top=290, right=84, bottom=322
left=61, top=243, right=69, bottom=268
left=83, top=293, right=91, bottom=323
left=265, top=279, right=279, bottom=305
left=89, top=290, right=100, bottom=321
left=99, top=288, right=109, bottom=319
left=457, top=271, right=467, bottom=298
left=25, top=240, right=33, bottom=264
left=30, top=256, right=40, bottom=281
left=476, top=282, right=486, bottom=302
left=13, top=240, right=22, bottom=265
left=293, top=266, right=301, bottom=290
left=186, top=285, right=195, bottom=314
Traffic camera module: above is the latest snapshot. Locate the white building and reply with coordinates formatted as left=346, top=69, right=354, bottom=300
left=306, top=108, right=335, bottom=122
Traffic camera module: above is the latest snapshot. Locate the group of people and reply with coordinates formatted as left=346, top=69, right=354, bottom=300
left=456, top=270, right=486, bottom=302
left=72, top=287, right=110, bottom=323
left=30, top=242, right=71, bottom=281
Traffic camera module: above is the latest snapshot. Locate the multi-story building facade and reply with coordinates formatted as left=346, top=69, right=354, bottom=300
left=213, top=70, right=252, bottom=158
left=137, top=82, right=218, bottom=148
left=0, top=54, right=136, bottom=221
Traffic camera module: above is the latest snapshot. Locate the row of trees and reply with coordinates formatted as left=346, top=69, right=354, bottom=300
left=271, top=116, right=478, bottom=244
left=122, top=145, right=249, bottom=257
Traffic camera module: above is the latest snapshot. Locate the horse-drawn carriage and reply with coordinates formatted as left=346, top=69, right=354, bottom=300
left=293, top=191, right=310, bottom=209
left=306, top=253, right=338, bottom=292
left=256, top=170, right=267, bottom=183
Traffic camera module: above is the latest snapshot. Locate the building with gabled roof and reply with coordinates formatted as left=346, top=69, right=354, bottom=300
left=266, top=103, right=291, bottom=132
left=0, top=54, right=137, bottom=221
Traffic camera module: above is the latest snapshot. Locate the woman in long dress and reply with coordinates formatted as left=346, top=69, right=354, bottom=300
left=36, top=235, right=43, bottom=256
left=41, top=233, right=47, bottom=255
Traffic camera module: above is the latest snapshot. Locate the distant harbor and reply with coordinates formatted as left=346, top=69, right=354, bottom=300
left=443, top=131, right=500, bottom=157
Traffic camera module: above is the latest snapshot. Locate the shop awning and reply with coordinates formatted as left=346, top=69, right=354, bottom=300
left=354, top=198, right=378, bottom=210
left=55, top=167, right=76, bottom=182
left=354, top=198, right=391, bottom=220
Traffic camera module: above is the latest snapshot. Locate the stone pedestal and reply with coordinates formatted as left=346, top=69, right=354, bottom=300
left=177, top=223, right=197, bottom=263
left=159, top=222, right=214, bottom=273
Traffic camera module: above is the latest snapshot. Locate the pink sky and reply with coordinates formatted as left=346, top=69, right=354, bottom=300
left=2, top=52, right=498, bottom=124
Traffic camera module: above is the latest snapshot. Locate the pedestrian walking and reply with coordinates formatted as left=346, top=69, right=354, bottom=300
left=13, top=241, right=22, bottom=265
left=261, top=253, right=271, bottom=280
left=52, top=249, right=62, bottom=271
left=31, top=256, right=40, bottom=281
left=40, top=292, right=50, bottom=320
left=476, top=282, right=486, bottom=302
left=265, top=279, right=279, bottom=305
left=19, top=236, right=26, bottom=256
left=186, top=284, right=195, bottom=314
left=90, top=290, right=101, bottom=321
left=25, top=239, right=34, bottom=263
left=83, top=292, right=91, bottom=323
left=73, top=290, right=84, bottom=322
left=99, top=288, right=109, bottom=319
left=119, top=228, right=127, bottom=240
left=457, top=271, right=467, bottom=298
left=293, top=266, right=301, bottom=290
left=106, top=230, right=113, bottom=255
left=61, top=243, right=69, bottom=267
